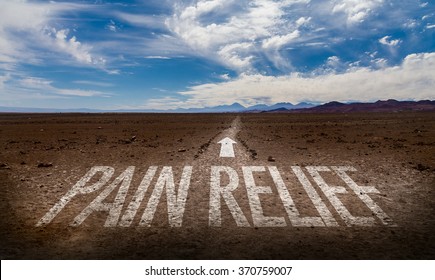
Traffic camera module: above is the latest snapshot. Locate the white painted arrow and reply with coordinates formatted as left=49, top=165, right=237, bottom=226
left=218, top=137, right=237, bottom=158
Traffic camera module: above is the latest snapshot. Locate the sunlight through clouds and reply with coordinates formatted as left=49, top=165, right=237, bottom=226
left=169, top=52, right=435, bottom=108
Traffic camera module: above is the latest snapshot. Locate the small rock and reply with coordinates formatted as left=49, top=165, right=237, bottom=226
left=178, top=148, right=187, bottom=152
left=97, top=127, right=102, bottom=129
left=37, top=162, right=53, bottom=168
left=415, top=163, right=430, bottom=172
left=119, top=139, right=132, bottom=144
left=267, top=156, right=276, bottom=162
left=0, top=163, right=10, bottom=169
left=131, top=135, right=137, bottom=142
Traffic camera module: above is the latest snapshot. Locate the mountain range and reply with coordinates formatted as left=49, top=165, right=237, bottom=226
left=0, top=102, right=316, bottom=113
left=0, top=100, right=434, bottom=113
left=282, top=99, right=435, bottom=113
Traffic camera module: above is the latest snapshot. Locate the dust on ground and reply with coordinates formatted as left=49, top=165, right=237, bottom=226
left=0, top=112, right=434, bottom=259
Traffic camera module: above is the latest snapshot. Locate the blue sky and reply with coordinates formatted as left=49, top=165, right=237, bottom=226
left=0, top=0, right=434, bottom=110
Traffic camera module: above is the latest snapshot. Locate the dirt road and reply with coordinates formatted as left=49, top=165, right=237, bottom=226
left=0, top=112, right=434, bottom=259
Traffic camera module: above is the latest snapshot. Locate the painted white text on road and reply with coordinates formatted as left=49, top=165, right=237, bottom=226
left=36, top=165, right=395, bottom=227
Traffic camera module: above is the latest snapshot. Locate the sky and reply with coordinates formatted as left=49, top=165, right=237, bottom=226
left=0, top=0, right=434, bottom=110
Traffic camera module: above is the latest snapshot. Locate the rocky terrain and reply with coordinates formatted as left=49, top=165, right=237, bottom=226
left=0, top=112, right=434, bottom=259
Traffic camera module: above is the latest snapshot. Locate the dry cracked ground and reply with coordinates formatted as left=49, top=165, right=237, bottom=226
left=0, top=112, right=434, bottom=259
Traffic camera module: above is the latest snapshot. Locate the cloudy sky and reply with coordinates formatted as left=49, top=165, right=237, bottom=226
left=0, top=0, right=434, bottom=110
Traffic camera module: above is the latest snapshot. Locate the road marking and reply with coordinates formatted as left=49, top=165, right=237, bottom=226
left=331, top=166, right=396, bottom=226
left=139, top=166, right=193, bottom=227
left=118, top=166, right=158, bottom=227
left=71, top=166, right=135, bottom=227
left=36, top=166, right=115, bottom=227
left=269, top=166, right=325, bottom=227
left=218, top=137, right=237, bottom=158
left=36, top=165, right=395, bottom=227
left=242, top=166, right=287, bottom=227
left=307, top=166, right=376, bottom=226
left=291, top=166, right=339, bottom=227
left=209, top=166, right=250, bottom=227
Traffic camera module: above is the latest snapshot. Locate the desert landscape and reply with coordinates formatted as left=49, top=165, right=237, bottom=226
left=0, top=112, right=434, bottom=259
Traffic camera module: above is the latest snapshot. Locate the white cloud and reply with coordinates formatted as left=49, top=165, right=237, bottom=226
left=144, top=56, right=171, bottom=59
left=295, top=16, right=311, bottom=27
left=217, top=42, right=254, bottom=69
left=379, top=36, right=401, bottom=47
left=326, top=56, right=341, bottom=68
left=106, top=20, right=119, bottom=32
left=426, top=24, right=435, bottom=29
left=15, top=77, right=110, bottom=97
left=332, top=0, right=384, bottom=24
left=0, top=0, right=104, bottom=69
left=143, top=52, right=435, bottom=109
left=49, top=28, right=104, bottom=65
left=115, top=12, right=167, bottom=29
left=20, top=77, right=52, bottom=89
left=152, top=87, right=169, bottom=92
left=55, top=88, right=108, bottom=97
left=220, top=73, right=231, bottom=80
left=0, top=0, right=53, bottom=30
left=179, top=0, right=229, bottom=20
left=262, top=30, right=300, bottom=49
left=0, top=0, right=49, bottom=65
left=162, top=0, right=390, bottom=72
left=105, top=69, right=121, bottom=75
left=165, top=0, right=309, bottom=71
left=73, top=80, right=114, bottom=87
left=371, top=58, right=388, bottom=68
left=404, top=19, right=418, bottom=29
left=142, top=97, right=187, bottom=110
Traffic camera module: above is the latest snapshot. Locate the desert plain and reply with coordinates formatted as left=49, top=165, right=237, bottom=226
left=0, top=112, right=434, bottom=259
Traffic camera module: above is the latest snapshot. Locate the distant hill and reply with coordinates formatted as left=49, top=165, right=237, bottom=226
left=286, top=99, right=435, bottom=113
left=1, top=100, right=433, bottom=113
left=0, top=102, right=316, bottom=113
left=171, top=102, right=246, bottom=113
left=245, top=102, right=315, bottom=112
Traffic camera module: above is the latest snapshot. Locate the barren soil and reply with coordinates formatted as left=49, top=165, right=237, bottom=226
left=0, top=112, right=434, bottom=259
